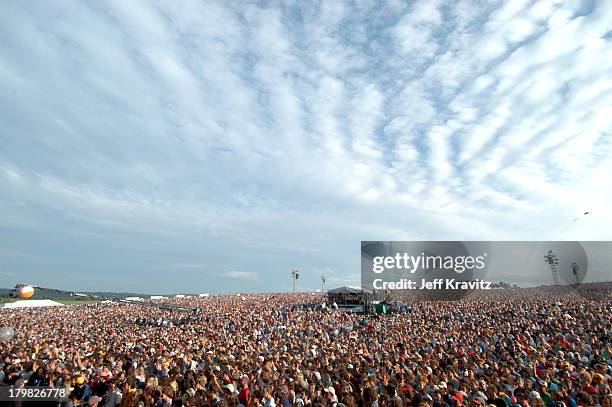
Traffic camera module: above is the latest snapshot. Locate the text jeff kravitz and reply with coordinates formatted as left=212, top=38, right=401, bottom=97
left=372, top=278, right=492, bottom=290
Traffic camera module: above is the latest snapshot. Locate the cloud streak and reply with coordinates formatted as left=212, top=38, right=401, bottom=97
left=222, top=271, right=259, bottom=281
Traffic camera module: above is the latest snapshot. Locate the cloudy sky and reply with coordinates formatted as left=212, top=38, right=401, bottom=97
left=1, top=0, right=611, bottom=294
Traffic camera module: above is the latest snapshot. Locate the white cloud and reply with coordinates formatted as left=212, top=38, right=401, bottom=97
left=392, top=1, right=443, bottom=60
left=222, top=271, right=259, bottom=281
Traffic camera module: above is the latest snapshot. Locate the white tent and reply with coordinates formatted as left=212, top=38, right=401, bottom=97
left=1, top=299, right=64, bottom=309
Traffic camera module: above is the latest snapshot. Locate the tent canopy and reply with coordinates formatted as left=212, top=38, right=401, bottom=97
left=1, top=299, right=64, bottom=309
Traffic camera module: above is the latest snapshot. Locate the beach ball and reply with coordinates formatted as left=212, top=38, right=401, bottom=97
left=18, top=285, right=35, bottom=298
left=0, top=327, right=15, bottom=342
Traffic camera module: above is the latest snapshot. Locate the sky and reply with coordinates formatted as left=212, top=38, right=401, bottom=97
left=0, top=0, right=611, bottom=294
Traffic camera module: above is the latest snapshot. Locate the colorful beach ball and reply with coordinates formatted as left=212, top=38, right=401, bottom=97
left=18, top=285, right=35, bottom=298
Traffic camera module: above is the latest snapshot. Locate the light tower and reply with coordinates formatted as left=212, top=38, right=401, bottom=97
left=544, top=250, right=560, bottom=285
left=291, top=270, right=299, bottom=293
left=321, top=275, right=326, bottom=293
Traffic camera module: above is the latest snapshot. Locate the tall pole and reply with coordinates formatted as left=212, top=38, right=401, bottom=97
left=321, top=275, right=325, bottom=293
left=291, top=270, right=299, bottom=293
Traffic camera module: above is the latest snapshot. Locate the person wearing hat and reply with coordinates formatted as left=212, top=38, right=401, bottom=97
left=71, top=375, right=92, bottom=403
left=324, top=386, right=339, bottom=407
left=89, top=395, right=104, bottom=407
left=91, top=371, right=112, bottom=398
left=592, top=372, right=605, bottom=385
left=182, top=388, right=197, bottom=405
left=529, top=391, right=546, bottom=407
left=222, top=382, right=239, bottom=406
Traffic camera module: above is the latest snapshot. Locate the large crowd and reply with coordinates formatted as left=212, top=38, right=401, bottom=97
left=1, top=286, right=610, bottom=407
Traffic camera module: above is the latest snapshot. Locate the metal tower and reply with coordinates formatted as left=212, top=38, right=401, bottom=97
left=544, top=250, right=560, bottom=285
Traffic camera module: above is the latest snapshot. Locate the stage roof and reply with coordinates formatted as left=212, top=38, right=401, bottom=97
left=327, top=286, right=372, bottom=294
